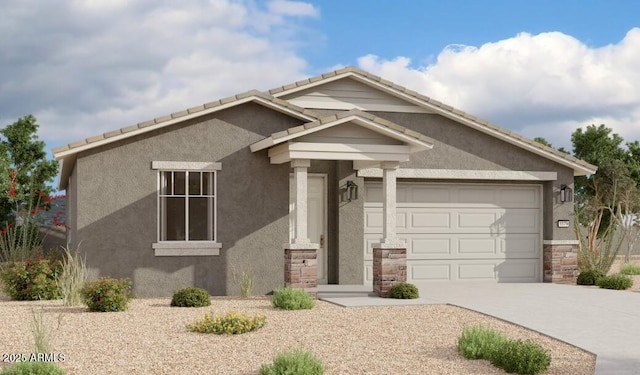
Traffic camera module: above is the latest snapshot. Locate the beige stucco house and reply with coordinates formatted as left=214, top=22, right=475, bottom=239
left=53, top=67, right=596, bottom=297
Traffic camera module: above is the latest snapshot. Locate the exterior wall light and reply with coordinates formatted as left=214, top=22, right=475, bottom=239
left=346, top=180, right=359, bottom=201
left=560, top=184, right=573, bottom=203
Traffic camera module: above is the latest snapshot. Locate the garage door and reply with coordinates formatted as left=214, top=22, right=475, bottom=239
left=364, top=182, right=542, bottom=283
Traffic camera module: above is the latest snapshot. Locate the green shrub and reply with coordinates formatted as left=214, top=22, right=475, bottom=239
left=387, top=282, right=419, bottom=299
left=259, top=349, right=324, bottom=375
left=458, top=326, right=551, bottom=375
left=57, top=246, right=87, bottom=307
left=596, top=274, right=633, bottom=290
left=0, top=361, right=67, bottom=375
left=0, top=256, right=62, bottom=300
left=81, top=277, right=134, bottom=312
left=457, top=326, right=507, bottom=360
left=187, top=311, right=266, bottom=334
left=171, top=287, right=211, bottom=307
left=620, top=263, right=640, bottom=275
left=576, top=269, right=605, bottom=286
left=271, top=287, right=315, bottom=310
left=490, top=339, right=551, bottom=375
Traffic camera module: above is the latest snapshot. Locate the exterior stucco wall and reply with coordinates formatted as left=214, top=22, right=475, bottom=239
left=74, top=103, right=303, bottom=297
left=370, top=112, right=577, bottom=242
left=337, top=161, right=364, bottom=284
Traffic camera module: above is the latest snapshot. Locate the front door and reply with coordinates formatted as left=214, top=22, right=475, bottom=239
left=290, top=174, right=327, bottom=284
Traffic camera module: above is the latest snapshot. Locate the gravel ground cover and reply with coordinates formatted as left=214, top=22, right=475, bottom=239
left=0, top=295, right=595, bottom=375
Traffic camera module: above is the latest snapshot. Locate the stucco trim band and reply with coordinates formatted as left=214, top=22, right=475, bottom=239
left=357, top=168, right=557, bottom=181
left=152, top=242, right=222, bottom=256
left=151, top=161, right=222, bottom=171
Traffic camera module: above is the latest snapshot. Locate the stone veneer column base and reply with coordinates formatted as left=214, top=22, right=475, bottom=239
left=543, top=242, right=578, bottom=284
left=284, top=247, right=318, bottom=296
left=373, top=247, right=407, bottom=297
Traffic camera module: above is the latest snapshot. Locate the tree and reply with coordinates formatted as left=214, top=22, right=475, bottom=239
left=0, top=115, right=58, bottom=226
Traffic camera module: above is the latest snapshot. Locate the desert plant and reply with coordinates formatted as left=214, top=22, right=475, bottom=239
left=0, top=223, right=42, bottom=264
left=170, top=287, right=211, bottom=307
left=0, top=256, right=62, bottom=300
left=31, top=307, right=62, bottom=353
left=240, top=267, right=253, bottom=298
left=596, top=274, right=634, bottom=290
left=187, top=311, right=266, bottom=335
left=576, top=269, right=606, bottom=286
left=620, top=263, right=640, bottom=275
left=490, top=339, right=551, bottom=375
left=81, top=277, right=134, bottom=312
left=457, top=326, right=507, bottom=360
left=387, top=282, right=419, bottom=299
left=458, top=326, right=551, bottom=375
left=271, top=287, right=315, bottom=310
left=0, top=361, right=67, bottom=375
left=57, top=246, right=87, bottom=306
left=259, top=349, right=325, bottom=375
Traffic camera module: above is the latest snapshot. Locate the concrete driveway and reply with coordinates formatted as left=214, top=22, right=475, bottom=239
left=417, top=283, right=640, bottom=375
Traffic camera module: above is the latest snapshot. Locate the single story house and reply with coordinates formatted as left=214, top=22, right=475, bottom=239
left=53, top=67, right=596, bottom=297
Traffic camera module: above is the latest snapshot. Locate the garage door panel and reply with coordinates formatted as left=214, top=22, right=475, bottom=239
left=411, top=263, right=451, bottom=281
left=458, top=238, right=497, bottom=255
left=496, top=259, right=540, bottom=282
left=457, top=212, right=498, bottom=229
left=501, top=235, right=540, bottom=257
left=410, top=238, right=452, bottom=255
left=498, top=187, right=540, bottom=208
left=410, top=211, right=451, bottom=229
left=458, top=187, right=496, bottom=204
left=408, top=186, right=451, bottom=203
left=500, top=210, right=539, bottom=232
left=459, top=263, right=497, bottom=280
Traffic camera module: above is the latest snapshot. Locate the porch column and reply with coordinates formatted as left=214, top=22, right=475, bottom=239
left=373, top=161, right=407, bottom=297
left=291, top=159, right=311, bottom=244
left=284, top=159, right=317, bottom=296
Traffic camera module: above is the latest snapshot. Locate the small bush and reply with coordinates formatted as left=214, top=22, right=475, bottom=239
left=457, top=326, right=507, bottom=360
left=387, top=282, right=419, bottom=299
left=271, top=287, right=315, bottom=310
left=596, top=274, right=633, bottom=290
left=490, top=339, right=551, bottom=375
left=576, top=269, right=605, bottom=286
left=259, top=349, right=324, bottom=375
left=57, top=246, right=87, bottom=307
left=187, top=311, right=266, bottom=334
left=0, top=256, right=62, bottom=300
left=0, top=361, right=67, bottom=375
left=620, top=263, right=640, bottom=275
left=81, top=277, right=134, bottom=312
left=458, top=326, right=551, bottom=375
left=171, top=287, right=211, bottom=307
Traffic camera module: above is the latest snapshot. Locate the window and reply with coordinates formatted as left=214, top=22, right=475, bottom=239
left=159, top=171, right=215, bottom=241
left=152, top=161, right=221, bottom=256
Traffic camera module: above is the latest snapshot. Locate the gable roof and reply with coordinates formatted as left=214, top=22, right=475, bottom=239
left=250, top=109, right=434, bottom=153
left=53, top=90, right=318, bottom=189
left=268, top=66, right=597, bottom=176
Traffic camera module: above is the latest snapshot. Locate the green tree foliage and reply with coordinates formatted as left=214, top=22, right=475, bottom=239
left=0, top=115, right=58, bottom=226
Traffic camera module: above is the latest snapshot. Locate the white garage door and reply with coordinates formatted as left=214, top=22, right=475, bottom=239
left=364, top=182, right=542, bottom=283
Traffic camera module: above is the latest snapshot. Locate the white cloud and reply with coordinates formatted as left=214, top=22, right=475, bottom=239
left=0, top=0, right=316, bottom=148
left=358, top=28, right=640, bottom=150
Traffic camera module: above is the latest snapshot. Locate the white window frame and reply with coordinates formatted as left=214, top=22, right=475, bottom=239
left=151, top=161, right=222, bottom=256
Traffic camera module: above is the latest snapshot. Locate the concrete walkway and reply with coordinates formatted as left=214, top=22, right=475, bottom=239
left=322, top=283, right=640, bottom=375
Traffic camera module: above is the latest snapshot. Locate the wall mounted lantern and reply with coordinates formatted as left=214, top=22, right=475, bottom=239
left=560, top=184, right=573, bottom=203
left=346, top=180, right=359, bottom=201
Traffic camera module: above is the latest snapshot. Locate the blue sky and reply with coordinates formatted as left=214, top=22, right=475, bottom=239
left=1, top=0, right=639, bottom=156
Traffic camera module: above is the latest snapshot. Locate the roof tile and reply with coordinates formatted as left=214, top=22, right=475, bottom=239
left=287, top=125, right=306, bottom=135
left=86, top=134, right=105, bottom=144
left=138, top=119, right=156, bottom=128
left=272, top=130, right=289, bottom=140
left=203, top=100, right=221, bottom=109
left=187, top=105, right=205, bottom=114
left=104, top=129, right=123, bottom=139
left=121, top=124, right=139, bottom=133
left=220, top=95, right=237, bottom=105
left=52, top=145, right=70, bottom=153
left=68, top=140, right=88, bottom=149
left=171, top=110, right=188, bottom=119
left=154, top=115, right=172, bottom=124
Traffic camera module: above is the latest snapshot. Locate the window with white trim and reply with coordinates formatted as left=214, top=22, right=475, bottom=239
left=151, top=162, right=222, bottom=253
left=159, top=170, right=216, bottom=241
